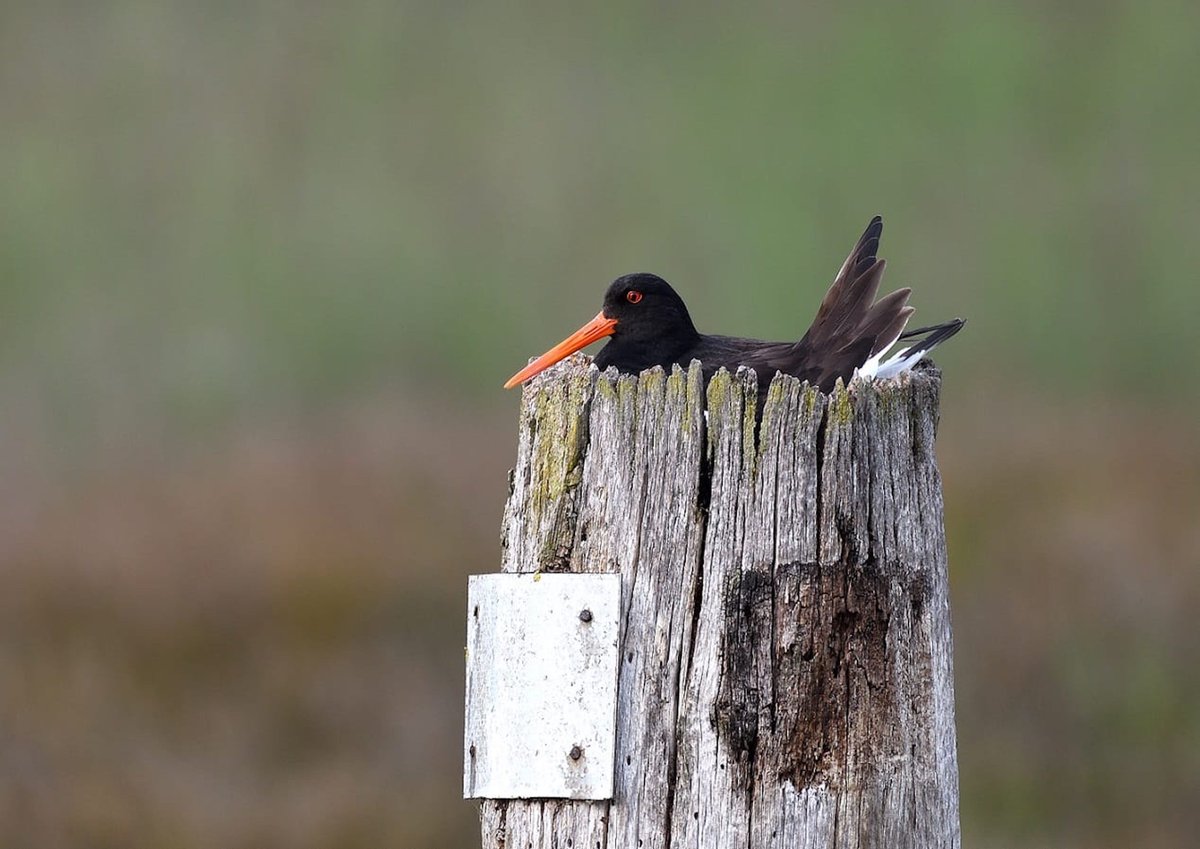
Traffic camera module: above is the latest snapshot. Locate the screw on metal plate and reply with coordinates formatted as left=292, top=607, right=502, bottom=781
left=578, top=609, right=593, bottom=623
left=568, top=745, right=583, bottom=761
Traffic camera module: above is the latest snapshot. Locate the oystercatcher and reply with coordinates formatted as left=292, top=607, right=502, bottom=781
left=504, top=216, right=963, bottom=395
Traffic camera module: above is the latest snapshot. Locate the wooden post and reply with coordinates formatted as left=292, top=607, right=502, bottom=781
left=476, top=353, right=960, bottom=849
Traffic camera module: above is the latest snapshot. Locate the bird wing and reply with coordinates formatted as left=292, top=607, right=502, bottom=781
left=789, top=216, right=915, bottom=391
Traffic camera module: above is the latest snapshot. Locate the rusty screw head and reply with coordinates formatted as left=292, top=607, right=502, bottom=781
left=568, top=745, right=583, bottom=761
left=578, top=609, right=593, bottom=623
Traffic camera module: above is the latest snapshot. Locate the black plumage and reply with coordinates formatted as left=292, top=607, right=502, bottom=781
left=505, top=216, right=962, bottom=395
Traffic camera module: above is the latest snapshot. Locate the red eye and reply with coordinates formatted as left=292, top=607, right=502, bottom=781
left=626, top=290, right=643, bottom=304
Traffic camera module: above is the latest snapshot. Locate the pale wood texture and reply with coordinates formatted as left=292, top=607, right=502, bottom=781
left=482, top=353, right=960, bottom=849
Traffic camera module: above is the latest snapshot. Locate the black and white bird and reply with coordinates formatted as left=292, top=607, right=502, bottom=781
left=505, top=216, right=964, bottom=395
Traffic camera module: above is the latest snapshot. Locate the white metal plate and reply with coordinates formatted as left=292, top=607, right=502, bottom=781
left=464, top=573, right=620, bottom=800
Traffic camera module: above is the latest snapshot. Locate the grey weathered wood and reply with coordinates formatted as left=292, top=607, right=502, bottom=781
left=464, top=573, right=621, bottom=800
left=480, top=352, right=960, bottom=848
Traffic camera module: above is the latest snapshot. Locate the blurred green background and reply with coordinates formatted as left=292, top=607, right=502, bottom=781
left=1, top=2, right=1197, bottom=847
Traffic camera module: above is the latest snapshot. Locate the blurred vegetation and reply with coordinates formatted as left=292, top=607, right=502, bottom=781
left=0, top=2, right=1197, bottom=848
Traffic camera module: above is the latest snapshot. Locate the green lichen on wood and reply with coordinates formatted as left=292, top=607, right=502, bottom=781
left=759, top=373, right=790, bottom=442
left=639, top=366, right=667, bottom=422
left=706, top=367, right=731, bottom=412
left=666, top=361, right=706, bottom=437
left=738, top=370, right=758, bottom=468
left=828, top=380, right=854, bottom=429
left=515, top=358, right=597, bottom=572
left=687, top=362, right=704, bottom=432
left=877, top=379, right=905, bottom=418
left=528, top=361, right=593, bottom=510
left=616, top=371, right=639, bottom=412
left=667, top=365, right=688, bottom=433
left=593, top=369, right=618, bottom=403
left=801, top=382, right=822, bottom=418
left=704, top=368, right=735, bottom=453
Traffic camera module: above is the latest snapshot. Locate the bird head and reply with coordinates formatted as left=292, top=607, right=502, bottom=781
left=503, top=272, right=697, bottom=389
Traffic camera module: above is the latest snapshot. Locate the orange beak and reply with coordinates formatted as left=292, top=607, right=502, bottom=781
left=504, top=311, right=618, bottom=389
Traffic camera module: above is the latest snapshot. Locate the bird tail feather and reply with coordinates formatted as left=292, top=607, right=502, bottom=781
left=862, top=318, right=966, bottom=380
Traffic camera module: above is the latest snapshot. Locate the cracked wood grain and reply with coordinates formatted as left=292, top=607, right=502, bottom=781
left=479, top=353, right=959, bottom=849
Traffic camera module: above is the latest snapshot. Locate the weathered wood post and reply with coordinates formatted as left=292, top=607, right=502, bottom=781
left=466, top=353, right=960, bottom=848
